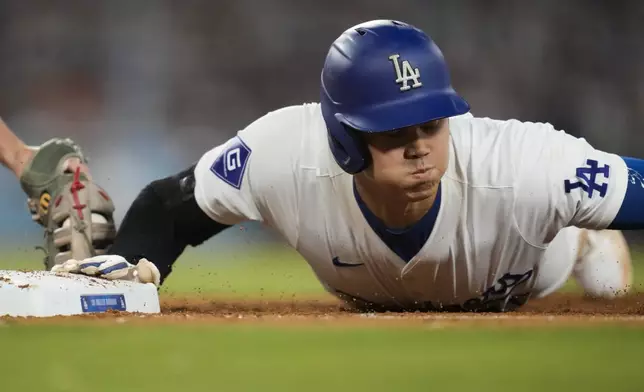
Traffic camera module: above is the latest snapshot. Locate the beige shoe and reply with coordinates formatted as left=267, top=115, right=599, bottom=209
left=573, top=229, right=633, bottom=299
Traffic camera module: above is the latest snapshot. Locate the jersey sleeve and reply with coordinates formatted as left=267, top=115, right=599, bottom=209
left=193, top=106, right=303, bottom=227
left=511, top=120, right=628, bottom=245
left=194, top=136, right=261, bottom=225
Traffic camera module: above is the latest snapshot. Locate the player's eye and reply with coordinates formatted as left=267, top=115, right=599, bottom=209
left=420, top=120, right=442, bottom=134
left=384, top=129, right=404, bottom=138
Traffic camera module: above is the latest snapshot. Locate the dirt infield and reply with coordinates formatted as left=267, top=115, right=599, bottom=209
left=144, top=292, right=644, bottom=326
left=4, top=292, right=644, bottom=327
left=162, top=292, right=644, bottom=316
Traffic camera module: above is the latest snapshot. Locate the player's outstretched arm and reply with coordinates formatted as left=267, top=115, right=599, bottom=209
left=53, top=105, right=302, bottom=286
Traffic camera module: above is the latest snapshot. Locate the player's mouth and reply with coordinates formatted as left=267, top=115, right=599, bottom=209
left=410, top=167, right=432, bottom=176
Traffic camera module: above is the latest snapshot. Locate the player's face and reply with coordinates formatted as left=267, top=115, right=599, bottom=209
left=362, top=118, right=449, bottom=201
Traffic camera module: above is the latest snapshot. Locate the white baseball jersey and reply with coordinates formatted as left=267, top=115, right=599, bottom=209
left=194, top=103, right=628, bottom=311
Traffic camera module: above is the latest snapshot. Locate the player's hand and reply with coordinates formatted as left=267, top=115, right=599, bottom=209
left=51, top=255, right=161, bottom=287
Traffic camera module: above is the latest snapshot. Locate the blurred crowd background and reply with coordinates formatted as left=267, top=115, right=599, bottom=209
left=1, top=0, right=643, bottom=248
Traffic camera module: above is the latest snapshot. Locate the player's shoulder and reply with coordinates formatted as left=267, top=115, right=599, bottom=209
left=447, top=114, right=566, bottom=186
left=450, top=114, right=562, bottom=146
left=222, top=102, right=322, bottom=163
left=196, top=102, right=327, bottom=189
left=237, top=102, right=320, bottom=145
left=238, top=101, right=338, bottom=172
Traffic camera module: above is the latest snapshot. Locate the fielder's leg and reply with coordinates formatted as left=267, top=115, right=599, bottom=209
left=532, top=227, right=632, bottom=299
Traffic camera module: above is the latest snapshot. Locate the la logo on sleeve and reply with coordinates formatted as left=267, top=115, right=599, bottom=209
left=564, top=159, right=610, bottom=198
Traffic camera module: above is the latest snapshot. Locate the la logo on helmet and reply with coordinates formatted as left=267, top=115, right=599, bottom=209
left=388, top=54, right=422, bottom=91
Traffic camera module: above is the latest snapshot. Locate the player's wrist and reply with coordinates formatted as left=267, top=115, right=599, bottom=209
left=7, top=145, right=35, bottom=178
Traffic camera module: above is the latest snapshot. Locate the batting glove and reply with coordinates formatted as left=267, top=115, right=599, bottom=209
left=51, top=255, right=161, bottom=287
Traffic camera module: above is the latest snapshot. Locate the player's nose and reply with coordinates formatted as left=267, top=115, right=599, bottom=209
left=405, top=127, right=430, bottom=158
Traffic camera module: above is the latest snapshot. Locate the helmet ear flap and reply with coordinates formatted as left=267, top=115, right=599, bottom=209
left=327, top=125, right=371, bottom=174
left=344, top=125, right=371, bottom=171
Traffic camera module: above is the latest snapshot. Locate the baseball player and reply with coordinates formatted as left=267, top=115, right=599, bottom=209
left=0, top=117, right=116, bottom=268
left=51, top=20, right=638, bottom=312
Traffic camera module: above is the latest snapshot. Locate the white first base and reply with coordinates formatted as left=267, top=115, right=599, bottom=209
left=0, top=270, right=161, bottom=317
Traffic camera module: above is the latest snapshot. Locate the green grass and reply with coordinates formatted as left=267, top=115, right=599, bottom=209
left=0, top=324, right=642, bottom=392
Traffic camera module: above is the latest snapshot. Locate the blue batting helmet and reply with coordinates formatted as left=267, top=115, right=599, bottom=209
left=321, top=20, right=470, bottom=174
